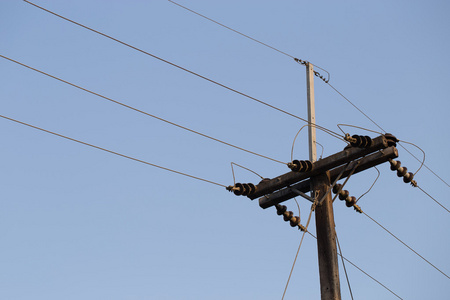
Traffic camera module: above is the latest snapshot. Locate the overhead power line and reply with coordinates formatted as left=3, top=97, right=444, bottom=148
left=0, top=114, right=227, bottom=188
left=0, top=54, right=285, bottom=165
left=363, top=211, right=450, bottom=280
left=163, top=0, right=450, bottom=188
left=23, top=0, right=343, bottom=142
left=167, top=0, right=331, bottom=83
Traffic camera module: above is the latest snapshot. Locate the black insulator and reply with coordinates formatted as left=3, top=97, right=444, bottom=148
left=403, top=172, right=414, bottom=183
left=346, top=196, right=356, bottom=207
left=290, top=216, right=300, bottom=227
left=283, top=211, right=293, bottom=221
left=247, top=183, right=256, bottom=195
left=290, top=159, right=301, bottom=171
left=390, top=160, right=401, bottom=171
left=233, top=183, right=244, bottom=195
left=299, top=160, right=307, bottom=171
left=360, top=136, right=369, bottom=148
left=384, top=133, right=399, bottom=147
left=339, top=190, right=349, bottom=200
left=305, top=160, right=313, bottom=172
left=332, top=184, right=343, bottom=194
left=364, top=136, right=373, bottom=147
left=397, top=166, right=408, bottom=177
left=276, top=204, right=287, bottom=215
left=241, top=183, right=250, bottom=196
left=351, top=135, right=362, bottom=147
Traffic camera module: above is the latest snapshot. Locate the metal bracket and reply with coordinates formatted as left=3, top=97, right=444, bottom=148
left=289, top=187, right=315, bottom=202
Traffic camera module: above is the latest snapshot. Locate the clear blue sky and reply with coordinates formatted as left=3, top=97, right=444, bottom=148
left=1, top=1, right=449, bottom=299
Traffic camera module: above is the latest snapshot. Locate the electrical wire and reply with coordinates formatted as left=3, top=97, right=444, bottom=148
left=306, top=232, right=403, bottom=299
left=362, top=210, right=450, bottom=280
left=416, top=185, right=450, bottom=214
left=169, top=0, right=448, bottom=188
left=281, top=199, right=317, bottom=300
left=329, top=84, right=449, bottom=188
left=230, top=162, right=264, bottom=185
left=336, top=233, right=354, bottom=300
left=23, top=0, right=342, bottom=141
left=0, top=114, right=227, bottom=188
left=167, top=0, right=331, bottom=81
left=356, top=166, right=380, bottom=203
left=0, top=54, right=286, bottom=165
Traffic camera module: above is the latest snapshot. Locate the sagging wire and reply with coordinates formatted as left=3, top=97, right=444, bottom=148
left=230, top=162, right=264, bottom=185
left=356, top=166, right=380, bottom=203
left=290, top=124, right=338, bottom=163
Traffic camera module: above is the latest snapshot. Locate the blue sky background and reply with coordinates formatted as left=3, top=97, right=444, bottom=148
left=1, top=1, right=449, bottom=299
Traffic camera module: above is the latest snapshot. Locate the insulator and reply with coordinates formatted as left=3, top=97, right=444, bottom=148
left=346, top=196, right=356, bottom=207
left=364, top=136, right=373, bottom=147
left=275, top=204, right=287, bottom=215
left=332, top=184, right=343, bottom=194
left=360, top=136, right=369, bottom=148
left=233, top=183, right=244, bottom=195
left=283, top=211, right=293, bottom=221
left=242, top=183, right=250, bottom=196
left=403, top=172, right=414, bottom=183
left=397, top=166, right=408, bottom=177
left=289, top=159, right=301, bottom=171
left=290, top=216, right=300, bottom=227
left=390, top=160, right=401, bottom=171
left=384, top=133, right=399, bottom=147
left=338, top=190, right=349, bottom=200
left=289, top=160, right=313, bottom=172
left=305, top=160, right=313, bottom=172
left=350, top=135, right=362, bottom=147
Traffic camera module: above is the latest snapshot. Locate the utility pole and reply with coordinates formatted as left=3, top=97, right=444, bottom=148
left=228, top=64, right=400, bottom=300
left=307, top=62, right=341, bottom=300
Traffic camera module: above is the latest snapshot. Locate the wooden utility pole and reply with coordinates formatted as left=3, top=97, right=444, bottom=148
left=229, top=63, right=399, bottom=300
left=307, top=63, right=341, bottom=300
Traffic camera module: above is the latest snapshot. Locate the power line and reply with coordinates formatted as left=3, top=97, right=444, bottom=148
left=0, top=114, right=227, bottom=188
left=328, top=82, right=449, bottom=188
left=0, top=54, right=285, bottom=165
left=23, top=0, right=343, bottom=141
left=362, top=210, right=450, bottom=280
left=306, top=231, right=403, bottom=299
left=167, top=0, right=331, bottom=83
left=416, top=185, right=450, bottom=214
left=165, top=0, right=450, bottom=188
